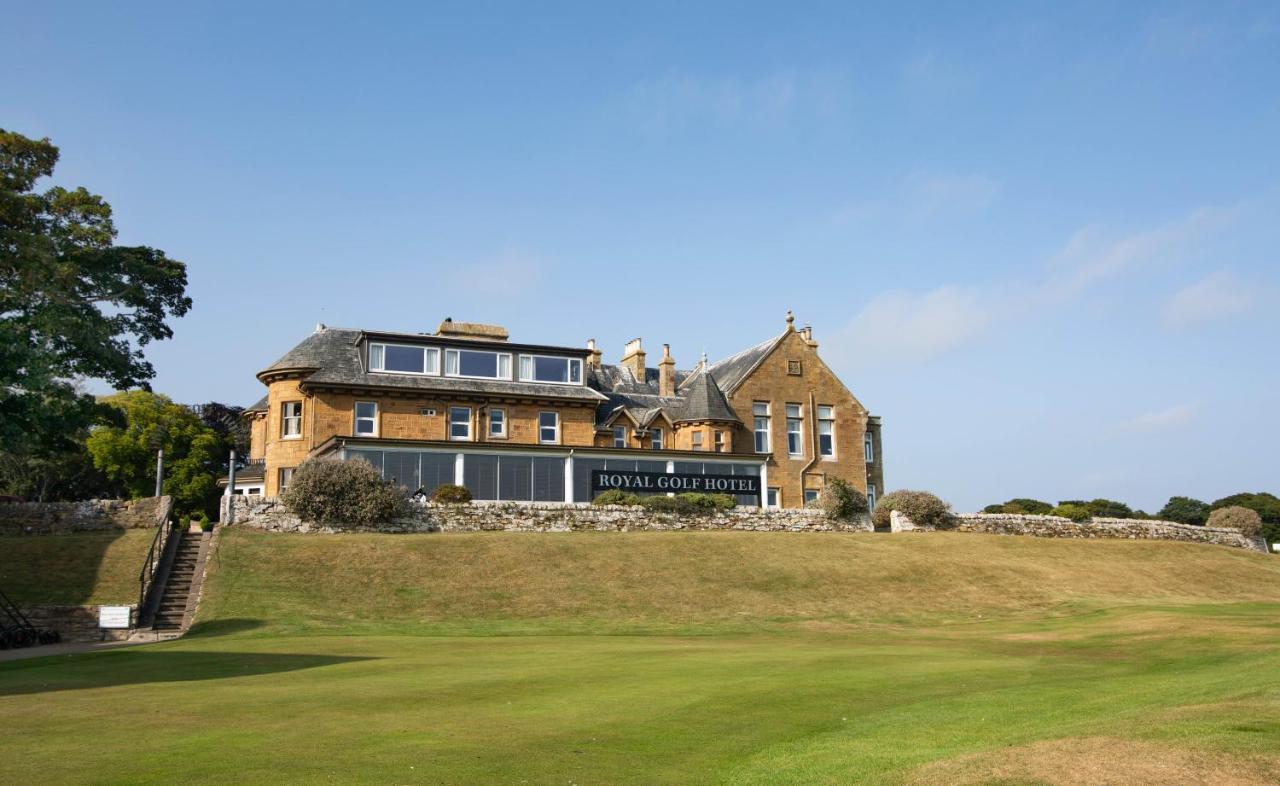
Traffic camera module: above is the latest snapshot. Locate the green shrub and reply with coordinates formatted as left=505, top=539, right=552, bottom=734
left=820, top=477, right=868, bottom=521
left=675, top=492, right=736, bottom=511
left=1051, top=503, right=1091, bottom=522
left=1206, top=506, right=1263, bottom=538
left=871, top=490, right=953, bottom=530
left=281, top=459, right=412, bottom=525
left=593, top=489, right=642, bottom=506
left=197, top=512, right=213, bottom=532
left=1082, top=499, right=1134, bottom=519
left=640, top=495, right=697, bottom=515
left=430, top=484, right=472, bottom=505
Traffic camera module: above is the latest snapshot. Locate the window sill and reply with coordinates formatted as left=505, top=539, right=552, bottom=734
left=281, top=435, right=303, bottom=441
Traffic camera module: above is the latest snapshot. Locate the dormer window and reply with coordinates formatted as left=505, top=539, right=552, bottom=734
left=369, top=343, right=439, bottom=375
left=518, top=354, right=582, bottom=385
left=445, top=349, right=512, bottom=380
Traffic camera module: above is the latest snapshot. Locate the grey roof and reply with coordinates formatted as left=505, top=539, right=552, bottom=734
left=245, top=395, right=268, bottom=412
left=672, top=368, right=738, bottom=423
left=259, top=328, right=607, bottom=403
left=694, top=329, right=788, bottom=394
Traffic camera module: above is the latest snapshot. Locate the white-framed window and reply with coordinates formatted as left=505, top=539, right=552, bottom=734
left=449, top=406, right=472, bottom=441
left=786, top=404, right=803, bottom=457
left=281, top=401, right=302, bottom=439
left=539, top=411, right=559, bottom=444
left=818, top=405, right=835, bottom=458
left=444, top=349, right=512, bottom=380
left=369, top=342, right=440, bottom=375
left=803, top=488, right=819, bottom=505
left=867, top=483, right=876, bottom=512
left=753, top=402, right=770, bottom=453
left=354, top=401, right=378, bottom=436
left=651, top=428, right=664, bottom=450
left=691, top=431, right=703, bottom=451
left=714, top=430, right=725, bottom=453
left=864, top=433, right=874, bottom=463
left=518, top=354, right=583, bottom=385
left=613, top=425, right=627, bottom=448
left=767, top=487, right=779, bottom=509
left=489, top=408, right=506, bottom=438
left=278, top=467, right=295, bottom=491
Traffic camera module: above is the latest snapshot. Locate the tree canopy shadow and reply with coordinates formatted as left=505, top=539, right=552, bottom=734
left=0, top=529, right=127, bottom=605
left=0, top=649, right=376, bottom=696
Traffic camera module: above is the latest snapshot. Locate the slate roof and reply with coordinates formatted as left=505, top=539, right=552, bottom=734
left=245, top=395, right=268, bottom=412
left=258, top=327, right=607, bottom=403
left=672, top=368, right=737, bottom=423
left=694, top=329, right=788, bottom=394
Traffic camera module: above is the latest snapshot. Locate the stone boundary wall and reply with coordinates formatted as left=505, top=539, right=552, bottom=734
left=19, top=604, right=137, bottom=642
left=221, top=495, right=870, bottom=534
left=891, top=510, right=1268, bottom=552
left=0, top=496, right=172, bottom=536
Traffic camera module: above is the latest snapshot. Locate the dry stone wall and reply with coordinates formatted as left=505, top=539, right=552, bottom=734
left=19, top=604, right=137, bottom=642
left=221, top=495, right=870, bottom=534
left=0, top=496, right=172, bottom=536
left=894, top=511, right=1267, bottom=552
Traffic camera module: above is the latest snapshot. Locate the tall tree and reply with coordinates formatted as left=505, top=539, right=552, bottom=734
left=0, top=129, right=191, bottom=457
left=86, top=391, right=222, bottom=514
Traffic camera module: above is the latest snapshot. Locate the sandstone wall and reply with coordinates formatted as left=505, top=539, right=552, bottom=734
left=19, top=604, right=137, bottom=642
left=893, top=511, right=1267, bottom=552
left=0, top=496, right=172, bottom=536
left=221, top=494, right=870, bottom=534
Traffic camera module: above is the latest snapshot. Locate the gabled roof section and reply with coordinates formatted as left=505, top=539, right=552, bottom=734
left=673, top=368, right=738, bottom=423
left=693, top=329, right=789, bottom=395
left=258, top=327, right=606, bottom=403
left=244, top=395, right=269, bottom=413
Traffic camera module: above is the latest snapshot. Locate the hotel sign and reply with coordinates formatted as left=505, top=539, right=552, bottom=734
left=592, top=470, right=760, bottom=498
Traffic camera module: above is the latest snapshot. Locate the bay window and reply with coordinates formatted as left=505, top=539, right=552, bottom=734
left=281, top=401, right=302, bottom=438
left=691, top=431, right=703, bottom=451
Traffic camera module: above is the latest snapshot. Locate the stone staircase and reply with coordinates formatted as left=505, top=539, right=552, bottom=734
left=153, top=531, right=206, bottom=633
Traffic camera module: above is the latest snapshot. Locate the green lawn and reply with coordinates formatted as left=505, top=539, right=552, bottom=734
left=4, top=530, right=1280, bottom=784
left=0, top=529, right=157, bottom=605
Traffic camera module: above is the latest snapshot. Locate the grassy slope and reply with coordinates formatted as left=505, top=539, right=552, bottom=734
left=199, top=529, right=1280, bottom=634
left=4, top=530, right=1280, bottom=785
left=0, top=530, right=156, bottom=605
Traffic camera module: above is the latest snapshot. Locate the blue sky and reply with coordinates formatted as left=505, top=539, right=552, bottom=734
left=6, top=2, right=1278, bottom=512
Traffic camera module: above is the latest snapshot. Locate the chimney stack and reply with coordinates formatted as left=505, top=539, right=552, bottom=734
left=586, top=338, right=603, bottom=370
left=801, top=324, right=817, bottom=347
left=621, top=338, right=646, bottom=381
left=658, top=343, right=676, bottom=397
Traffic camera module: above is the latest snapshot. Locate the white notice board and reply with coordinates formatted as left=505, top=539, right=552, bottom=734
left=99, top=605, right=131, bottom=629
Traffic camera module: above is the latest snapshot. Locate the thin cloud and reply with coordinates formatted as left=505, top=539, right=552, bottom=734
left=621, top=68, right=851, bottom=136
left=1117, top=404, right=1196, bottom=433
left=829, top=286, right=992, bottom=368
left=1161, top=271, right=1257, bottom=327
left=448, top=250, right=544, bottom=298
left=832, top=171, right=1001, bottom=225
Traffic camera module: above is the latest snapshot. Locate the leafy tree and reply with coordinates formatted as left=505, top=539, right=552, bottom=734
left=86, top=391, right=222, bottom=515
left=983, top=498, right=1053, bottom=515
left=193, top=402, right=250, bottom=456
left=1057, top=499, right=1134, bottom=519
left=1157, top=496, right=1210, bottom=526
left=0, top=129, right=190, bottom=459
left=1051, top=503, right=1091, bottom=522
left=819, top=476, right=868, bottom=521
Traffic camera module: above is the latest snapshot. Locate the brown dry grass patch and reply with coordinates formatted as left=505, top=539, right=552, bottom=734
left=904, top=736, right=1280, bottom=785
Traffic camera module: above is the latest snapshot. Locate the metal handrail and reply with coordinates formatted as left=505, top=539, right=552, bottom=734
left=137, top=518, right=172, bottom=611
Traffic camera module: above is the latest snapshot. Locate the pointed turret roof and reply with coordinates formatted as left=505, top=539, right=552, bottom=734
left=673, top=368, right=738, bottom=423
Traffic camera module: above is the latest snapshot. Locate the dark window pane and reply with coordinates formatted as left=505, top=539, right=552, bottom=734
left=346, top=450, right=383, bottom=472
left=384, top=345, right=425, bottom=373
left=420, top=452, right=455, bottom=497
left=498, top=456, right=533, bottom=501
left=533, top=457, right=564, bottom=502
left=458, top=351, right=498, bottom=377
left=463, top=454, right=498, bottom=500
left=533, top=356, right=569, bottom=382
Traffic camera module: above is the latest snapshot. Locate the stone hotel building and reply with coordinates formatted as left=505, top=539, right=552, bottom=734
left=231, top=313, right=883, bottom=509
